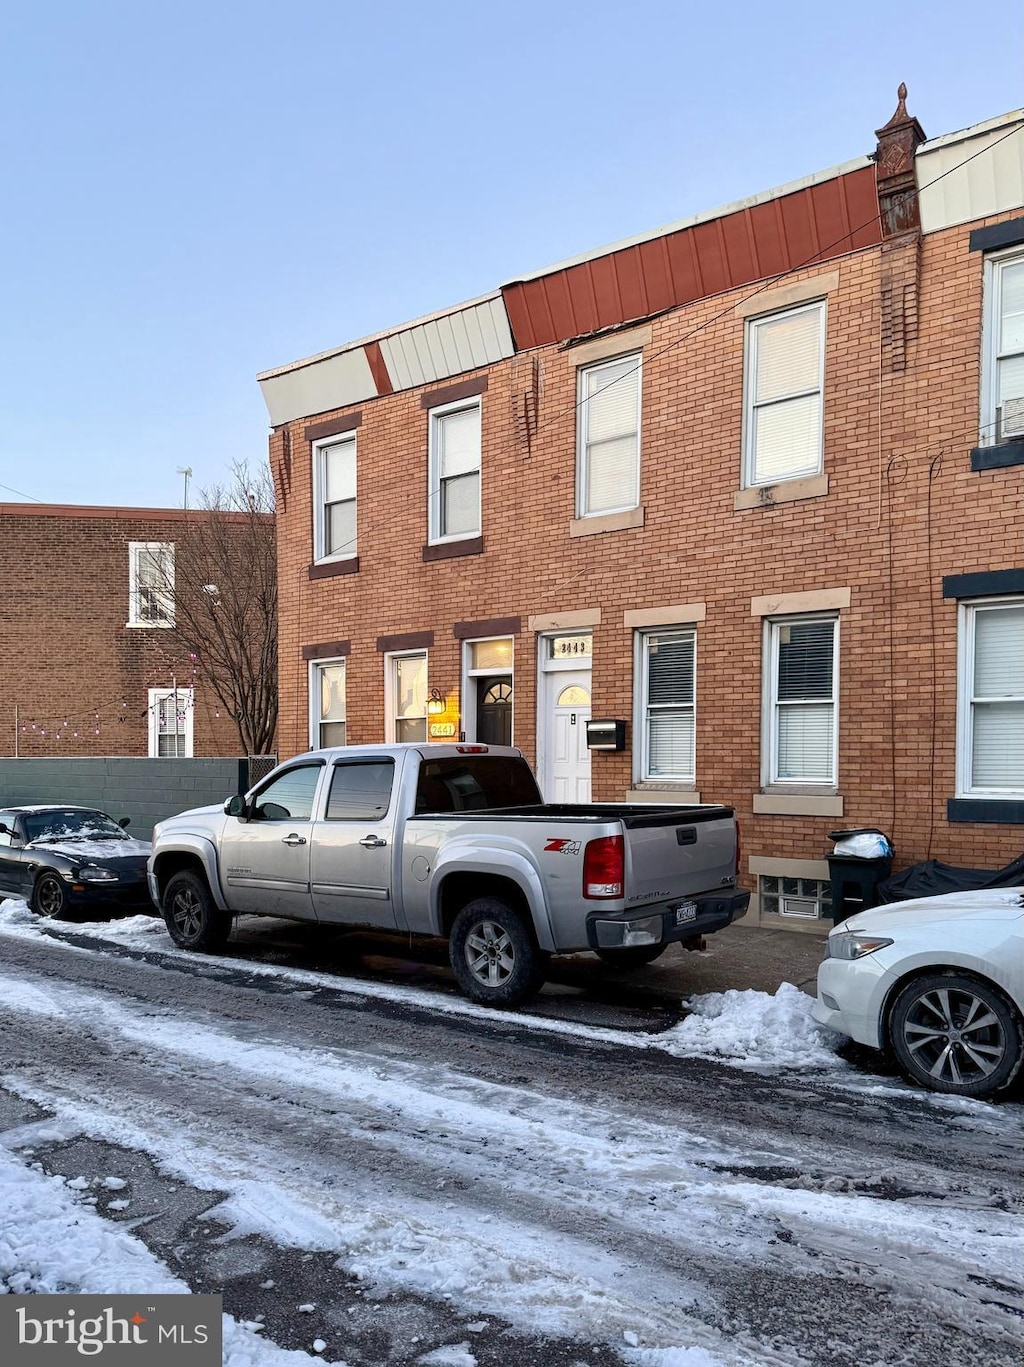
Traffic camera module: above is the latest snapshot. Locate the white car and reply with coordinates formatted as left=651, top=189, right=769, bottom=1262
left=813, top=888, right=1024, bottom=1099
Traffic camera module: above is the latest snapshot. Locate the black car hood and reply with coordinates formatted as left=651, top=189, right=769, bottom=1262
left=29, top=837, right=152, bottom=870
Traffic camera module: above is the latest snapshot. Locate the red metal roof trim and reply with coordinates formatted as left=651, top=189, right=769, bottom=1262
left=501, top=164, right=882, bottom=351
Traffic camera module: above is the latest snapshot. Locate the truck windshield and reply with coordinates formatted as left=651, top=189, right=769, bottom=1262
left=414, top=756, right=542, bottom=813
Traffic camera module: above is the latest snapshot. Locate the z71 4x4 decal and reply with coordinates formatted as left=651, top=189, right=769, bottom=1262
left=543, top=838, right=582, bottom=856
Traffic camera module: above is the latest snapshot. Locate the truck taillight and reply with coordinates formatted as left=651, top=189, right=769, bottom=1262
left=583, top=835, right=624, bottom=899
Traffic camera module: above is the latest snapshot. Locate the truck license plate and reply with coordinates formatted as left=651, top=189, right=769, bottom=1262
left=673, top=901, right=698, bottom=925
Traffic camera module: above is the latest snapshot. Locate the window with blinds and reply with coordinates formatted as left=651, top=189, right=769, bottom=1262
left=962, top=601, right=1024, bottom=793
left=639, top=630, right=696, bottom=782
left=430, top=401, right=481, bottom=541
left=744, top=302, right=824, bottom=486
left=315, top=436, right=356, bottom=560
left=578, top=354, right=641, bottom=517
left=982, top=252, right=1024, bottom=443
left=767, top=616, right=837, bottom=784
left=313, top=660, right=347, bottom=748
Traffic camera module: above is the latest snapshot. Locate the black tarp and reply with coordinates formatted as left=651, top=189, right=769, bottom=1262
left=877, top=851, right=1024, bottom=903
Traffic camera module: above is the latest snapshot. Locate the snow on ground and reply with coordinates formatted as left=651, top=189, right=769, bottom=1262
left=0, top=899, right=844, bottom=1075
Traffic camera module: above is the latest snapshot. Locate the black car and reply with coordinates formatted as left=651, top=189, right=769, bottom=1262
left=0, top=805, right=153, bottom=919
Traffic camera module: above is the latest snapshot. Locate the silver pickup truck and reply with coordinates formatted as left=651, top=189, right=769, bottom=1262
left=148, top=743, right=748, bottom=1006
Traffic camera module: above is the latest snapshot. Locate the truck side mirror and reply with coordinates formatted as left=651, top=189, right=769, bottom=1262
left=225, top=794, right=247, bottom=818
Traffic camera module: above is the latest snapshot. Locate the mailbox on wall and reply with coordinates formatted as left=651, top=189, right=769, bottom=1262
left=585, top=719, right=626, bottom=751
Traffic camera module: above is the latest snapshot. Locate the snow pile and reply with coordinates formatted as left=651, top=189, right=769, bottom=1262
left=659, top=983, right=843, bottom=1070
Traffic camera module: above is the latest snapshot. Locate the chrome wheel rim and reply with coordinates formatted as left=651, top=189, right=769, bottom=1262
left=36, top=878, right=64, bottom=918
left=170, top=887, right=203, bottom=940
left=901, top=986, right=1006, bottom=1086
left=464, top=920, right=515, bottom=988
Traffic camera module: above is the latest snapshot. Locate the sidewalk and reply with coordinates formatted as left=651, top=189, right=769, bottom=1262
left=660, top=920, right=826, bottom=997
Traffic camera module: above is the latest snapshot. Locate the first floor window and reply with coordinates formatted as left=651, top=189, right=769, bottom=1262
left=311, top=660, right=347, bottom=748
left=764, top=616, right=837, bottom=784
left=957, top=599, right=1024, bottom=796
left=577, top=353, right=641, bottom=517
left=430, top=400, right=481, bottom=542
left=637, top=629, right=695, bottom=781
left=389, top=652, right=427, bottom=742
left=149, top=687, right=193, bottom=758
left=314, top=434, right=357, bottom=560
left=129, top=542, right=175, bottom=626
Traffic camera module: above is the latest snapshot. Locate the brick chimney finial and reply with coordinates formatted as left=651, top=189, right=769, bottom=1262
left=874, top=83, right=927, bottom=238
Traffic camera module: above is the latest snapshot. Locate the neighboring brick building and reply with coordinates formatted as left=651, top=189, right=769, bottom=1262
left=0, top=504, right=254, bottom=759
left=259, top=90, right=1024, bottom=931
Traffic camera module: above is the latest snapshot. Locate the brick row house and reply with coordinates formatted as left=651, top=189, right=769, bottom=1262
left=0, top=504, right=250, bottom=759
left=259, top=91, right=1024, bottom=933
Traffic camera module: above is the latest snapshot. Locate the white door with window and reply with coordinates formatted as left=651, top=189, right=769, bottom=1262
left=541, top=667, right=592, bottom=802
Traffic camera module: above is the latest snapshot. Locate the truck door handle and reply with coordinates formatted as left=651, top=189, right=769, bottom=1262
left=359, top=835, right=387, bottom=848
left=281, top=833, right=307, bottom=846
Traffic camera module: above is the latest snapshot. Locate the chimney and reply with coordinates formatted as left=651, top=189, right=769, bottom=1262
left=874, top=83, right=927, bottom=238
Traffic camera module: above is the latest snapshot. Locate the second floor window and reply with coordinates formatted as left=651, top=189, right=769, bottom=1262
left=744, top=301, right=824, bottom=487
left=314, top=435, right=357, bottom=561
left=577, top=354, right=641, bottom=517
left=429, top=400, right=481, bottom=542
left=129, top=542, right=174, bottom=627
left=981, top=251, right=1024, bottom=445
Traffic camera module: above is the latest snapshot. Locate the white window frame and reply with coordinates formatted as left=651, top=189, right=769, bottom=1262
left=308, top=657, right=348, bottom=750
left=955, top=597, right=1024, bottom=799
left=384, top=650, right=428, bottom=744
left=428, top=398, right=481, bottom=544
left=128, top=542, right=175, bottom=628
left=980, top=247, right=1024, bottom=446
left=634, top=628, right=696, bottom=784
left=576, top=352, right=642, bottom=519
left=148, top=686, right=194, bottom=758
left=461, top=636, right=514, bottom=743
left=742, top=300, right=826, bottom=488
left=761, top=613, right=839, bottom=788
left=312, top=433, right=357, bottom=563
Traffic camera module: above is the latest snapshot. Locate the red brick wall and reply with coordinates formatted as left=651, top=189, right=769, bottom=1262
left=272, top=211, right=1024, bottom=883
left=0, top=508, right=247, bottom=758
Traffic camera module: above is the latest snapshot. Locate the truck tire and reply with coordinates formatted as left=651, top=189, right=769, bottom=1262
left=449, top=897, right=547, bottom=1007
left=162, top=870, right=233, bottom=952
left=596, top=943, right=668, bottom=971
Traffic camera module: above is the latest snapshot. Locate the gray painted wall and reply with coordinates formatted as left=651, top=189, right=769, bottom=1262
left=0, top=758, right=251, bottom=838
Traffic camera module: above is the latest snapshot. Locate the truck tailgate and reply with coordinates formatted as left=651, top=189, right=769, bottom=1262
left=623, top=807, right=736, bottom=904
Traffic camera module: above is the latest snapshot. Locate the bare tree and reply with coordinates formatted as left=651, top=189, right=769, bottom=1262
left=168, top=460, right=277, bottom=754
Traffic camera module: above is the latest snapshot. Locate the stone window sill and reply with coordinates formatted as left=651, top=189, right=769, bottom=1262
left=422, top=537, right=484, bottom=563
left=947, top=798, right=1024, bottom=825
left=626, top=787, right=702, bottom=804
left=734, top=473, right=828, bottom=510
left=309, top=557, right=359, bottom=580
left=569, top=506, right=644, bottom=538
left=970, top=441, right=1024, bottom=472
left=753, top=792, right=844, bottom=817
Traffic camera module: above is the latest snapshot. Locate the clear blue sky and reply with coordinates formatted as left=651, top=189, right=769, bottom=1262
left=0, top=1, right=1020, bottom=508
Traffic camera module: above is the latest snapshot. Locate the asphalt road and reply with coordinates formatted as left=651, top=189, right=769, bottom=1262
left=0, top=918, right=1021, bottom=1367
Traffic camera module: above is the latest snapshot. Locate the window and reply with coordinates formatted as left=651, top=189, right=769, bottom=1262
left=314, top=435, right=357, bottom=561
left=956, top=600, right=1024, bottom=797
left=764, top=617, right=837, bottom=785
left=326, top=761, right=394, bottom=820
left=387, top=652, right=427, bottom=742
left=577, top=354, right=641, bottom=517
left=637, top=630, right=696, bottom=782
left=129, top=543, right=174, bottom=627
left=743, top=301, right=824, bottom=486
left=148, top=687, right=193, bottom=758
left=981, top=251, right=1024, bottom=445
left=429, top=400, right=481, bottom=542
left=251, top=764, right=322, bottom=821
left=759, top=874, right=832, bottom=920
left=310, top=660, right=347, bottom=749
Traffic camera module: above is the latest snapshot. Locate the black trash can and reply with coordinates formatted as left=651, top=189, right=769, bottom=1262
left=827, top=828, right=893, bottom=923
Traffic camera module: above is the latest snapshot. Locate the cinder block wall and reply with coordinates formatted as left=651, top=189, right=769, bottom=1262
left=0, top=759, right=247, bottom=837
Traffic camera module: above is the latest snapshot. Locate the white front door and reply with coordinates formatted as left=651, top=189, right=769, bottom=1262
left=543, top=670, right=592, bottom=802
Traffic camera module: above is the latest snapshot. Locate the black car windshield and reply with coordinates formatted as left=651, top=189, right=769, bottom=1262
left=22, top=810, right=126, bottom=843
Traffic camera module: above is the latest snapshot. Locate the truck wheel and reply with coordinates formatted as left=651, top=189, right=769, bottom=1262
left=450, top=897, right=546, bottom=1007
left=162, top=870, right=233, bottom=952
left=596, top=943, right=668, bottom=971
